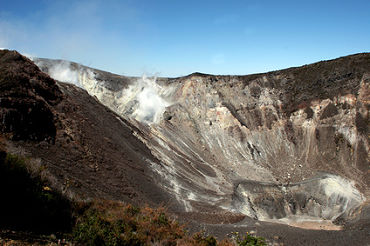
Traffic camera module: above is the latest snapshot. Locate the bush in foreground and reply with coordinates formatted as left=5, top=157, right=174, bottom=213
left=73, top=200, right=185, bottom=245
left=73, top=200, right=266, bottom=246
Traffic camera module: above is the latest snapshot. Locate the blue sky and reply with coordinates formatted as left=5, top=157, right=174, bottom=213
left=1, top=0, right=369, bottom=77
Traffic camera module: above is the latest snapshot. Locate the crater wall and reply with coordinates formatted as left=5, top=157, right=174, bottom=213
left=35, top=54, right=370, bottom=227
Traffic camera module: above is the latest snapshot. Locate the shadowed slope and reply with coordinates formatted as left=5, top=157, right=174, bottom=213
left=0, top=50, right=179, bottom=209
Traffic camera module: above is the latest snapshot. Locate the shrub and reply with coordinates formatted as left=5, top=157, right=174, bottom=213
left=231, top=232, right=266, bottom=246
left=192, top=231, right=217, bottom=246
left=73, top=200, right=185, bottom=246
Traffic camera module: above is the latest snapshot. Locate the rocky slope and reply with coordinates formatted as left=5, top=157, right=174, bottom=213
left=34, top=53, right=369, bottom=228
left=0, top=50, right=177, bottom=208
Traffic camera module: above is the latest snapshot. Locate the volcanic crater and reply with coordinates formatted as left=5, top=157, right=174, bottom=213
left=1, top=50, right=369, bottom=245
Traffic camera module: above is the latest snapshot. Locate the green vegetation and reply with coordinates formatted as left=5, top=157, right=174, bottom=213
left=192, top=231, right=218, bottom=246
left=231, top=232, right=266, bottom=246
left=73, top=201, right=186, bottom=245
left=0, top=151, right=267, bottom=245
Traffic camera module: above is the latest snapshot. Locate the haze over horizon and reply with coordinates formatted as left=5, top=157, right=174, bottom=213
left=1, top=0, right=369, bottom=77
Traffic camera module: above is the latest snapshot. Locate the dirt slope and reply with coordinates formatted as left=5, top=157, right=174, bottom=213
left=0, top=50, right=178, bottom=209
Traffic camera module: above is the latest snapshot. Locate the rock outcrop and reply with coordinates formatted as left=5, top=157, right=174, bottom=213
left=0, top=50, right=62, bottom=141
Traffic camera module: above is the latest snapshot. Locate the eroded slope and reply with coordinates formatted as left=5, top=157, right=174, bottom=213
left=0, top=50, right=178, bottom=209
left=34, top=54, right=370, bottom=228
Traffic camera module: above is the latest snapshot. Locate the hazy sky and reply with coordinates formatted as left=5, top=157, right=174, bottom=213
left=1, top=0, right=369, bottom=77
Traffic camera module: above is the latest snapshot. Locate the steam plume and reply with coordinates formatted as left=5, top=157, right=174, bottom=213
left=34, top=60, right=171, bottom=124
left=131, top=75, right=170, bottom=123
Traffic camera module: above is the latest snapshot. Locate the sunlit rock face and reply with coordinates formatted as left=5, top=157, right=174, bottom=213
left=234, top=173, right=364, bottom=223
left=34, top=53, right=369, bottom=227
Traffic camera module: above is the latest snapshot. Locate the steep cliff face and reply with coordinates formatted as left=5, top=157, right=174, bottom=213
left=34, top=54, right=369, bottom=228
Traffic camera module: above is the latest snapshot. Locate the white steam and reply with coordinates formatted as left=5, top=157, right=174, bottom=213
left=48, top=61, right=81, bottom=86
left=34, top=60, right=96, bottom=88
left=34, top=60, right=171, bottom=124
left=129, top=75, right=171, bottom=123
